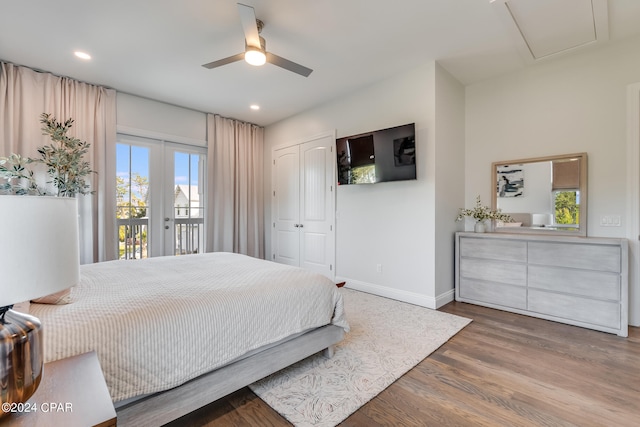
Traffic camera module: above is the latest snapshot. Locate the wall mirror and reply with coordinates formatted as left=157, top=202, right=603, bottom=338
left=491, top=152, right=588, bottom=236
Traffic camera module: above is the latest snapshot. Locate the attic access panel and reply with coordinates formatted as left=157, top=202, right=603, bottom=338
left=492, top=0, right=609, bottom=62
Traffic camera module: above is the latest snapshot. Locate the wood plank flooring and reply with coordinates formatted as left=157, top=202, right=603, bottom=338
left=166, top=301, right=640, bottom=426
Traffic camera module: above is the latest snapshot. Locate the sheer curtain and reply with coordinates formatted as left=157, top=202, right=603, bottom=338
left=206, top=114, right=264, bottom=258
left=0, top=62, right=117, bottom=263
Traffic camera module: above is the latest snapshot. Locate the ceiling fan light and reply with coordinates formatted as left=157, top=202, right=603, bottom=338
left=245, top=48, right=266, bottom=66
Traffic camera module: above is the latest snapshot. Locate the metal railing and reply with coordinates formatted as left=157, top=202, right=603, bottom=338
left=117, top=217, right=204, bottom=258
left=117, top=218, right=148, bottom=259
left=174, top=218, right=204, bottom=255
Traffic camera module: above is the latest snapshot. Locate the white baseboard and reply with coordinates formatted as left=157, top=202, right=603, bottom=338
left=436, top=288, right=455, bottom=308
left=336, top=276, right=454, bottom=310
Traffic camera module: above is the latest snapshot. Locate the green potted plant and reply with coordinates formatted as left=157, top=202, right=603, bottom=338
left=0, top=153, right=41, bottom=195
left=456, top=195, right=513, bottom=232
left=0, top=113, right=94, bottom=197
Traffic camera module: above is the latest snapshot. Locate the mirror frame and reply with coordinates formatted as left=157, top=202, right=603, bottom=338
left=491, top=152, right=588, bottom=237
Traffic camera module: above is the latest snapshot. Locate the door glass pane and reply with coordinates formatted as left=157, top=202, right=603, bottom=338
left=116, top=144, right=150, bottom=259
left=173, top=152, right=205, bottom=255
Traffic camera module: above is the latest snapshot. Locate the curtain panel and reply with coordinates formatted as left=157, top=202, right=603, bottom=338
left=0, top=62, right=117, bottom=263
left=206, top=114, right=264, bottom=258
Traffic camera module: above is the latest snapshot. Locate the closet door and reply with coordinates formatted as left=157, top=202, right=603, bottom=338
left=272, top=133, right=335, bottom=279
left=273, top=145, right=300, bottom=267
left=298, top=137, right=334, bottom=276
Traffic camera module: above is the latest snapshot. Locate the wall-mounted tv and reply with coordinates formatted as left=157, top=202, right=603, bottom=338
left=336, top=123, right=416, bottom=185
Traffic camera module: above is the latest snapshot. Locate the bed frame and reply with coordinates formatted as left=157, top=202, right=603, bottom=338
left=115, top=324, right=344, bottom=427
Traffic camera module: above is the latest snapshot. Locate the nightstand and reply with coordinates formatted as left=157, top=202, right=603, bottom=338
left=0, top=351, right=116, bottom=427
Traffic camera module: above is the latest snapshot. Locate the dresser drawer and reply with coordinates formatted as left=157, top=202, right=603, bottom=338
left=528, top=242, right=621, bottom=273
left=459, top=278, right=527, bottom=309
left=528, top=289, right=620, bottom=329
left=459, top=237, right=526, bottom=262
left=528, top=265, right=620, bottom=300
left=460, top=257, right=526, bottom=286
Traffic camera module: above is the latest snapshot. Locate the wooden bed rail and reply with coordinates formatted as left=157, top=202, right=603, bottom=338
left=116, top=324, right=345, bottom=427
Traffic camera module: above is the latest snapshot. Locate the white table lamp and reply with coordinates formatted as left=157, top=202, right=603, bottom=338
left=0, top=196, right=80, bottom=417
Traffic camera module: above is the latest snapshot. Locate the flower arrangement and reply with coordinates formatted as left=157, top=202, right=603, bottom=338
left=456, top=195, right=513, bottom=223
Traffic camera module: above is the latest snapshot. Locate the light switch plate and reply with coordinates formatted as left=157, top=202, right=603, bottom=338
left=600, top=215, right=621, bottom=226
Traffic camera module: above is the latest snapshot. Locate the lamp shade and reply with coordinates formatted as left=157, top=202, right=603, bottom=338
left=0, top=196, right=80, bottom=306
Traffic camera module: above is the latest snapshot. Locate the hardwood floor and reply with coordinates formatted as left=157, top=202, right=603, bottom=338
left=166, top=302, right=640, bottom=426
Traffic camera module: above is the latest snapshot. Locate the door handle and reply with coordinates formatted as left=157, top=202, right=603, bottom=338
left=299, top=224, right=304, bottom=228
left=294, top=224, right=299, bottom=228
left=164, top=217, right=171, bottom=221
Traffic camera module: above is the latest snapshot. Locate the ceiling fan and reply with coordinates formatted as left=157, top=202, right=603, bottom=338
left=202, top=3, right=313, bottom=77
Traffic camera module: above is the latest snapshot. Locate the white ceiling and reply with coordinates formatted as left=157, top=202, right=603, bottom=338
left=1, top=0, right=640, bottom=127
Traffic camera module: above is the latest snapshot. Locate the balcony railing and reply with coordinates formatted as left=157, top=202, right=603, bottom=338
left=174, top=218, right=204, bottom=255
left=117, top=217, right=148, bottom=259
left=117, top=217, right=204, bottom=258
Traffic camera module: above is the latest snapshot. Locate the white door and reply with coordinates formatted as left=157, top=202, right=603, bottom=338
left=163, top=145, right=207, bottom=256
left=116, top=140, right=152, bottom=259
left=273, top=145, right=300, bottom=267
left=272, top=132, right=335, bottom=278
left=116, top=136, right=206, bottom=259
left=299, top=137, right=335, bottom=275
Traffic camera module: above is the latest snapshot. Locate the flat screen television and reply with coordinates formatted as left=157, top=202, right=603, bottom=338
left=336, top=123, right=416, bottom=185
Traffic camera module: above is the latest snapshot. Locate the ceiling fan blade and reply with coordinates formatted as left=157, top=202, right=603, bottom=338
left=202, top=52, right=245, bottom=69
left=237, top=3, right=261, bottom=48
left=266, top=52, right=313, bottom=77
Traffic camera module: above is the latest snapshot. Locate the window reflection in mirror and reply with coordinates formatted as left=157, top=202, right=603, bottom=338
left=554, top=190, right=579, bottom=229
left=492, top=153, right=587, bottom=236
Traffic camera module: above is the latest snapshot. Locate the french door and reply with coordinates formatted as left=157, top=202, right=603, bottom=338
left=164, top=148, right=206, bottom=256
left=116, top=135, right=206, bottom=259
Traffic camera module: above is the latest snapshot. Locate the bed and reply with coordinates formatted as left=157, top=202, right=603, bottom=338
left=30, top=252, right=349, bottom=426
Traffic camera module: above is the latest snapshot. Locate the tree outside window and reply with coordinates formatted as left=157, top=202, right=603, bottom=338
left=116, top=172, right=149, bottom=258
left=554, top=190, right=579, bottom=225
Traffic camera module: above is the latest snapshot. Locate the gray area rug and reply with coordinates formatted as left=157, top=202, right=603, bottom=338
left=250, top=288, right=472, bottom=426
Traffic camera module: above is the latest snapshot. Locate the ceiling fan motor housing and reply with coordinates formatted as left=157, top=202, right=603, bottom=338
left=246, top=35, right=266, bottom=53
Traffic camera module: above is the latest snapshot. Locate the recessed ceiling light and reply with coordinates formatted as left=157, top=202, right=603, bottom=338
left=250, top=104, right=260, bottom=110
left=74, top=51, right=91, bottom=60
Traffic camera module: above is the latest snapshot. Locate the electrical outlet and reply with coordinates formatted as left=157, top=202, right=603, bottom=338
left=376, top=264, right=382, bottom=273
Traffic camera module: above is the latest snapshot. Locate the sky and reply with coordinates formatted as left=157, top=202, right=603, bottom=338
left=116, top=143, right=200, bottom=187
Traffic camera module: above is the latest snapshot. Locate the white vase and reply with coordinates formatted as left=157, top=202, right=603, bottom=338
left=474, top=221, right=486, bottom=233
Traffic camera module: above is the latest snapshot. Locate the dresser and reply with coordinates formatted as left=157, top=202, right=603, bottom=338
left=455, top=232, right=628, bottom=337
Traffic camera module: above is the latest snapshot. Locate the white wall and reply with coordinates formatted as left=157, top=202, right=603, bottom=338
left=466, top=35, right=640, bottom=238
left=264, top=62, right=465, bottom=308
left=466, top=34, right=640, bottom=325
left=434, top=63, right=466, bottom=299
left=116, top=93, right=206, bottom=144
